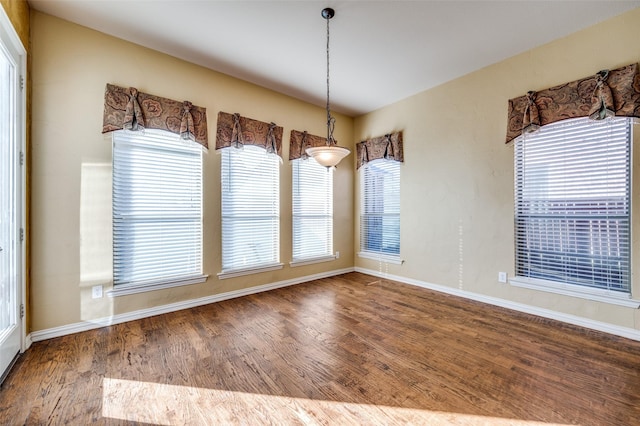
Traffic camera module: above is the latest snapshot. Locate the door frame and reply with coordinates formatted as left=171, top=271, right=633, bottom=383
left=0, top=6, right=28, bottom=357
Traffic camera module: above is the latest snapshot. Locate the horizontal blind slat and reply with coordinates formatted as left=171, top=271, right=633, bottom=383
left=221, top=146, right=280, bottom=271
left=113, top=129, right=203, bottom=286
left=292, top=158, right=333, bottom=261
left=360, top=159, right=401, bottom=256
left=514, top=117, right=630, bottom=293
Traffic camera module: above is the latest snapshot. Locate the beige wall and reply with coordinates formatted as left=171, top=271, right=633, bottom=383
left=31, top=7, right=640, bottom=335
left=354, top=8, right=640, bottom=331
left=30, top=11, right=354, bottom=332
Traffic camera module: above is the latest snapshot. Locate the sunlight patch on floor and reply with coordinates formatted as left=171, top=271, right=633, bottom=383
left=102, top=378, right=573, bottom=425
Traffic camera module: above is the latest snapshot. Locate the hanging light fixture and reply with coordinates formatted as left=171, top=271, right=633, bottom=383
left=306, top=7, right=351, bottom=168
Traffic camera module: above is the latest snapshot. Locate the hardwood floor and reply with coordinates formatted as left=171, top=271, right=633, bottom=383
left=1, top=272, right=639, bottom=425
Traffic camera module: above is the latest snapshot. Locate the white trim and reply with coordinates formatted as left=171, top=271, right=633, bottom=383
left=290, top=255, right=336, bottom=267
left=217, top=263, right=284, bottom=280
left=0, top=7, right=25, bottom=53
left=18, top=47, right=26, bottom=355
left=355, top=267, right=640, bottom=342
left=357, top=251, right=403, bottom=264
left=107, top=275, right=209, bottom=297
left=0, top=7, right=28, bottom=356
left=510, top=276, right=640, bottom=308
left=30, top=267, right=354, bottom=342
left=23, top=333, right=31, bottom=351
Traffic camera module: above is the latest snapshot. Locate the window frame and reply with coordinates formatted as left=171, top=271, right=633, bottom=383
left=358, top=159, right=401, bottom=262
left=110, top=129, right=206, bottom=297
left=218, top=145, right=282, bottom=279
left=510, top=117, right=640, bottom=307
left=0, top=7, right=28, bottom=368
left=290, top=157, right=335, bottom=267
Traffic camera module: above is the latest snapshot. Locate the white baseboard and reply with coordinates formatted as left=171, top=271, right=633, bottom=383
left=23, top=333, right=32, bottom=351
left=355, top=267, right=640, bottom=342
left=29, top=266, right=640, bottom=343
left=30, top=267, right=354, bottom=342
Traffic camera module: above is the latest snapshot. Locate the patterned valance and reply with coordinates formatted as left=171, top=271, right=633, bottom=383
left=102, top=84, right=208, bottom=148
left=506, top=63, right=640, bottom=144
left=356, top=132, right=404, bottom=169
left=215, top=111, right=283, bottom=158
left=289, top=130, right=331, bottom=161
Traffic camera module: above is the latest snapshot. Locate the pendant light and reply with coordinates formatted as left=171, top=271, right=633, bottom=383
left=305, top=7, right=351, bottom=168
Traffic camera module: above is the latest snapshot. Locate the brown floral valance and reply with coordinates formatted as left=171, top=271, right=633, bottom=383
left=289, top=130, right=331, bottom=161
left=215, top=111, right=283, bottom=158
left=506, top=63, right=640, bottom=144
left=356, top=132, right=404, bottom=169
left=102, top=84, right=208, bottom=148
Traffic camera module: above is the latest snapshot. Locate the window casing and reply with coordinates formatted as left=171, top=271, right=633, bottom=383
left=359, top=159, right=400, bottom=258
left=112, top=130, right=203, bottom=290
left=221, top=145, right=280, bottom=275
left=514, top=117, right=631, bottom=295
left=292, top=158, right=333, bottom=263
left=0, top=11, right=25, bottom=373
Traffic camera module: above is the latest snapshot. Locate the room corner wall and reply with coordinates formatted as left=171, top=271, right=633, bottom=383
left=353, top=7, right=640, bottom=335
left=30, top=11, right=355, bottom=332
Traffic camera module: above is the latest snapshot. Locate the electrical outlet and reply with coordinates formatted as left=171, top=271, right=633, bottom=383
left=498, top=272, right=508, bottom=283
left=335, top=251, right=340, bottom=259
left=92, top=285, right=103, bottom=299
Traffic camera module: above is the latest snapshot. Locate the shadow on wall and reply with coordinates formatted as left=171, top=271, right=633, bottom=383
left=79, top=162, right=113, bottom=322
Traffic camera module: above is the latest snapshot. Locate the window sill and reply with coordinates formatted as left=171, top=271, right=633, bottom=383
left=357, top=251, right=403, bottom=265
left=108, top=274, right=209, bottom=297
left=217, top=263, right=284, bottom=280
left=290, top=255, right=336, bottom=267
left=509, top=276, right=640, bottom=308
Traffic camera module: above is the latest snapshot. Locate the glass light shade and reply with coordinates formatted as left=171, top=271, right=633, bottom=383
left=305, top=145, right=350, bottom=168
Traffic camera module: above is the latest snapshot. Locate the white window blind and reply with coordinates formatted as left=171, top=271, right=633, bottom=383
left=292, top=158, right=333, bottom=262
left=360, top=159, right=400, bottom=256
left=112, top=130, right=203, bottom=287
left=515, top=117, right=631, bottom=293
left=221, top=145, right=280, bottom=272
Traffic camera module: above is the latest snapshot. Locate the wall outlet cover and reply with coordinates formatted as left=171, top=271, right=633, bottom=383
left=92, top=285, right=103, bottom=299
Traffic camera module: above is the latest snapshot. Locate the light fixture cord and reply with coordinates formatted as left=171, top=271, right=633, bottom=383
left=326, top=12, right=335, bottom=146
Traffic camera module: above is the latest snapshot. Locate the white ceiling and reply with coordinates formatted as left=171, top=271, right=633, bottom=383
left=29, top=0, right=640, bottom=117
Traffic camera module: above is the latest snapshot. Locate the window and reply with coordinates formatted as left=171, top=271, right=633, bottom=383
left=0, top=11, right=25, bottom=377
left=359, top=159, right=400, bottom=259
left=514, top=117, right=631, bottom=295
left=112, top=129, right=204, bottom=292
left=292, top=157, right=333, bottom=264
left=220, top=145, right=280, bottom=276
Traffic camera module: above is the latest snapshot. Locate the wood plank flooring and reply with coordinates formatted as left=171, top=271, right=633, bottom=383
left=1, top=272, right=639, bottom=425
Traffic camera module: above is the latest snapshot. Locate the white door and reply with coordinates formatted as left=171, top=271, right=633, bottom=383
left=0, top=10, right=24, bottom=381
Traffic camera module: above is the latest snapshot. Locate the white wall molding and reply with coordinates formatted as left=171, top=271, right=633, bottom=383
left=23, top=333, right=32, bottom=351
left=355, top=267, right=640, bottom=342
left=30, top=266, right=640, bottom=343
left=31, top=267, right=354, bottom=342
